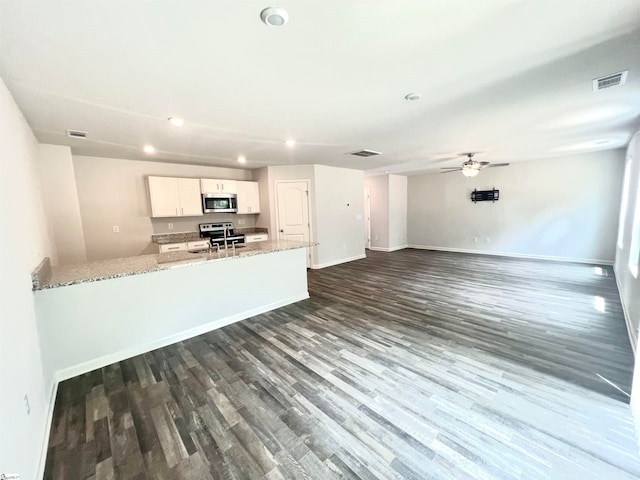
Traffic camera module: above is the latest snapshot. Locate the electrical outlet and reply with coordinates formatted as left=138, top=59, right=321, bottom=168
left=375, top=235, right=379, bottom=241
left=112, top=226, right=120, bottom=233
left=473, top=236, right=478, bottom=243
left=24, top=393, right=30, bottom=415
left=485, top=236, right=490, bottom=244
left=238, top=219, right=246, bottom=225
left=168, top=223, right=173, bottom=230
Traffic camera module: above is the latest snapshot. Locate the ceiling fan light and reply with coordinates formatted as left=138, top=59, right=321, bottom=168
left=461, top=167, right=479, bottom=177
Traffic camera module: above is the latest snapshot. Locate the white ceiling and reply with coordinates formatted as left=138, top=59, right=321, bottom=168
left=1, top=1, right=639, bottom=175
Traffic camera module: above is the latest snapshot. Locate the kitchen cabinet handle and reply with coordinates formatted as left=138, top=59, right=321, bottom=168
left=168, top=246, right=179, bottom=250
left=175, top=208, right=178, bottom=215
left=181, top=208, right=184, bottom=215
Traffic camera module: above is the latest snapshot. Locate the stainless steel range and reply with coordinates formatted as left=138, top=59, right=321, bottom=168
left=199, top=222, right=245, bottom=250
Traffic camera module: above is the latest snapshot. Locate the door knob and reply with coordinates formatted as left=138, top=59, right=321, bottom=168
left=280, top=229, right=284, bottom=233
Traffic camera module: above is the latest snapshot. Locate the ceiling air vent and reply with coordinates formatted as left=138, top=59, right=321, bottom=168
left=593, top=71, right=628, bottom=91
left=66, top=129, right=88, bottom=139
left=348, top=149, right=382, bottom=157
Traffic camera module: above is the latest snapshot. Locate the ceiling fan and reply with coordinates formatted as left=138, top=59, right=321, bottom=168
left=440, top=153, right=510, bottom=177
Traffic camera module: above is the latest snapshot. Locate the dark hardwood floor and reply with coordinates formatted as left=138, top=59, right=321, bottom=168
left=44, top=249, right=640, bottom=479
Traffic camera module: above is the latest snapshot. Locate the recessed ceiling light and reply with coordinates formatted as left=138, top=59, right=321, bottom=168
left=238, top=156, right=247, bottom=164
left=285, top=139, right=296, bottom=147
left=405, top=93, right=421, bottom=101
left=143, top=145, right=156, bottom=154
left=594, top=139, right=611, bottom=145
left=168, top=117, right=185, bottom=127
left=260, top=7, right=288, bottom=27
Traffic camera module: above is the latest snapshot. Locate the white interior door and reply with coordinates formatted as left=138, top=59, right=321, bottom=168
left=276, top=180, right=311, bottom=266
left=364, top=186, right=371, bottom=249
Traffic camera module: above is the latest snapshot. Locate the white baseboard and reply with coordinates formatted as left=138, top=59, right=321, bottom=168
left=406, top=244, right=614, bottom=266
left=613, top=263, right=636, bottom=355
left=37, top=379, right=60, bottom=480
left=311, top=254, right=366, bottom=269
left=368, top=244, right=408, bottom=252
left=52, top=292, right=309, bottom=384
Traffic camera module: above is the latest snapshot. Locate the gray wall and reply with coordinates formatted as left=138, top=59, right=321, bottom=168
left=407, top=149, right=625, bottom=263
left=0, top=77, right=56, bottom=480
left=72, top=155, right=252, bottom=261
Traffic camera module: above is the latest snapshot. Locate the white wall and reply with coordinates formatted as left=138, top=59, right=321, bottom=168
left=313, top=165, right=366, bottom=267
left=35, top=248, right=308, bottom=386
left=72, top=155, right=253, bottom=260
left=388, top=174, right=408, bottom=250
left=620, top=132, right=640, bottom=441
left=616, top=132, right=640, bottom=349
left=364, top=174, right=407, bottom=251
left=407, top=150, right=625, bottom=263
left=254, top=166, right=271, bottom=232
left=0, top=78, right=56, bottom=479
left=263, top=164, right=316, bottom=239
left=38, top=144, right=87, bottom=265
left=364, top=175, right=390, bottom=249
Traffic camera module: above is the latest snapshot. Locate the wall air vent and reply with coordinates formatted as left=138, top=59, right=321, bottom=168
left=66, top=129, right=88, bottom=139
left=593, top=71, right=628, bottom=91
left=348, top=149, right=382, bottom=157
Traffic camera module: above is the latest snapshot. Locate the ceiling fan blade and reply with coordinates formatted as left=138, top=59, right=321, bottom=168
left=477, top=161, right=490, bottom=166
left=485, top=163, right=510, bottom=168
left=440, top=168, right=462, bottom=174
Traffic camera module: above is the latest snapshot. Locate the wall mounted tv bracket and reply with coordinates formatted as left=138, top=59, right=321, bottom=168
left=471, top=188, right=499, bottom=203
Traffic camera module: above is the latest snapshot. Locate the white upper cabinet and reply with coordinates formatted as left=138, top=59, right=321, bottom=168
left=148, top=176, right=203, bottom=217
left=200, top=178, right=237, bottom=194
left=236, top=181, right=261, bottom=214
left=176, top=178, right=203, bottom=215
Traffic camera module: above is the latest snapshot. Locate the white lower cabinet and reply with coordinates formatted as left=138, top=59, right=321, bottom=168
left=187, top=240, right=210, bottom=250
left=159, top=240, right=210, bottom=253
left=246, top=233, right=269, bottom=243
left=158, top=243, right=188, bottom=253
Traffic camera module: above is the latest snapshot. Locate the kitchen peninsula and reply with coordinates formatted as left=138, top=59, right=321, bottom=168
left=32, top=239, right=312, bottom=389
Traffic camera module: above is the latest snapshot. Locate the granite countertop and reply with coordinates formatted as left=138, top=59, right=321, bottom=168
left=152, top=228, right=268, bottom=245
left=33, top=239, right=312, bottom=290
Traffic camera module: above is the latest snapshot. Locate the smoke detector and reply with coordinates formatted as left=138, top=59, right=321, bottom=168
left=260, top=7, right=288, bottom=27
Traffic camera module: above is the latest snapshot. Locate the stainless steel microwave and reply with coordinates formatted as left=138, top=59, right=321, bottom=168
left=202, top=193, right=237, bottom=213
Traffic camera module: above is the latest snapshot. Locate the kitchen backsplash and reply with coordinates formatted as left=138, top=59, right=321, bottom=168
left=151, top=213, right=257, bottom=234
